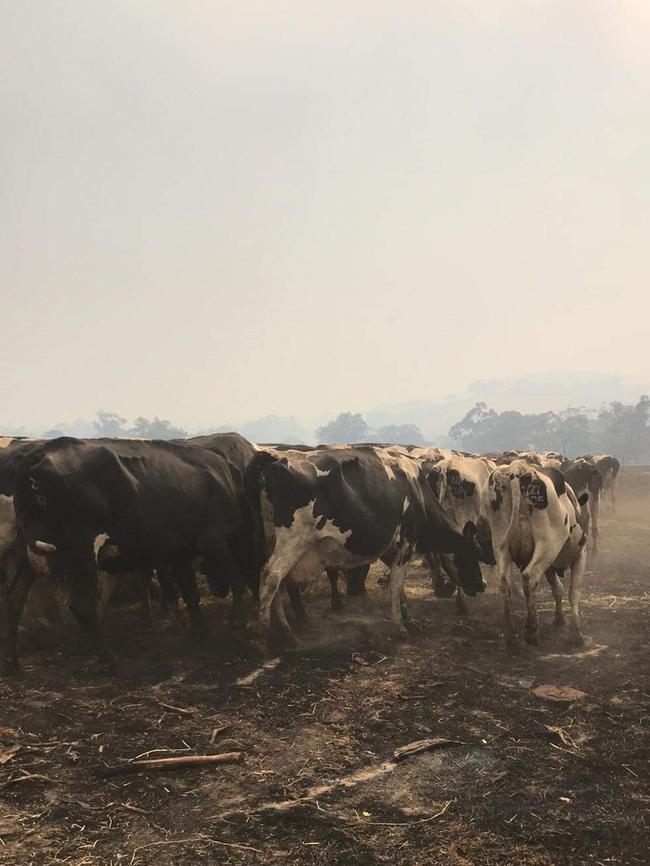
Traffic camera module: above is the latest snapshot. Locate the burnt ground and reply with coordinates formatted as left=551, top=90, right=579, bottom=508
left=0, top=469, right=648, bottom=866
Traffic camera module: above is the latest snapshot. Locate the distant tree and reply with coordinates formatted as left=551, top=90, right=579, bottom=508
left=450, top=403, right=558, bottom=453
left=449, top=397, right=650, bottom=461
left=129, top=417, right=187, bottom=440
left=315, top=412, right=370, bottom=444
left=43, top=428, right=65, bottom=439
left=94, top=411, right=128, bottom=438
left=375, top=423, right=425, bottom=445
left=595, top=396, right=650, bottom=463
left=552, top=408, right=591, bottom=456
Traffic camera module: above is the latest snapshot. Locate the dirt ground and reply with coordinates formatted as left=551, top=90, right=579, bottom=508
left=0, top=468, right=648, bottom=866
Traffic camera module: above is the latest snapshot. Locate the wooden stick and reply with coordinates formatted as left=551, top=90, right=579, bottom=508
left=393, top=738, right=462, bottom=761
left=100, top=752, right=243, bottom=777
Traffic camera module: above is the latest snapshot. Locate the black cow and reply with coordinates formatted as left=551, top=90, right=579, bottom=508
left=12, top=437, right=258, bottom=666
left=591, top=454, right=621, bottom=511
left=0, top=438, right=50, bottom=670
left=245, top=445, right=485, bottom=647
left=560, top=458, right=603, bottom=555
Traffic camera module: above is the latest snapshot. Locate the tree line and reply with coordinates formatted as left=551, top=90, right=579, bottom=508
left=449, top=397, right=650, bottom=462
left=7, top=397, right=650, bottom=462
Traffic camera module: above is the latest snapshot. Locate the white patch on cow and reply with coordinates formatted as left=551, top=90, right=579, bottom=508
left=93, top=533, right=110, bottom=558
left=315, top=466, right=331, bottom=477
left=0, top=438, right=16, bottom=450
left=0, top=494, right=17, bottom=562
left=402, top=496, right=410, bottom=514
left=381, top=461, right=397, bottom=481
left=259, top=486, right=277, bottom=555
left=274, top=499, right=352, bottom=551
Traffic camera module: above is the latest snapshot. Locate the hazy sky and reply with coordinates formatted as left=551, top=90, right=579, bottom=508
left=2, top=1, right=649, bottom=429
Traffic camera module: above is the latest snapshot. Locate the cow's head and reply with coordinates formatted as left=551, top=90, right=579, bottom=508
left=452, top=521, right=486, bottom=596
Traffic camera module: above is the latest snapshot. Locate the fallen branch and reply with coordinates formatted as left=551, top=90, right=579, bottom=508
left=158, top=702, right=197, bottom=716
left=130, top=835, right=261, bottom=865
left=100, top=752, right=243, bottom=777
left=393, top=738, right=463, bottom=761
left=210, top=725, right=232, bottom=744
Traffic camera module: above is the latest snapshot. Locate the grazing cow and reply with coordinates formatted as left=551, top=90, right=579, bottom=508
left=245, top=445, right=485, bottom=647
left=591, top=454, right=621, bottom=510
left=426, top=455, right=497, bottom=612
left=481, top=460, right=589, bottom=649
left=561, top=458, right=603, bottom=555
left=12, top=437, right=258, bottom=667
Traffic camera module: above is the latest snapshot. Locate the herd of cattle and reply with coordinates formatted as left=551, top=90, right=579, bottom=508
left=0, top=434, right=620, bottom=672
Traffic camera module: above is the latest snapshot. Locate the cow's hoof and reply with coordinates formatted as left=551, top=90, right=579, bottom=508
left=567, top=631, right=586, bottom=649
left=553, top=613, right=566, bottom=628
left=404, top=618, right=422, bottom=635
left=505, top=636, right=521, bottom=654
left=524, top=629, right=539, bottom=646
left=3, top=658, right=21, bottom=677
left=331, top=599, right=344, bottom=614
left=269, top=631, right=298, bottom=655
left=292, top=614, right=311, bottom=634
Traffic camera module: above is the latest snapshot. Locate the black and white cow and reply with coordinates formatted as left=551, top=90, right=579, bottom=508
left=245, top=445, right=485, bottom=647
left=591, top=454, right=621, bottom=511
left=12, top=437, right=259, bottom=667
left=426, top=454, right=496, bottom=612
left=481, top=460, right=589, bottom=649
left=561, top=457, right=603, bottom=555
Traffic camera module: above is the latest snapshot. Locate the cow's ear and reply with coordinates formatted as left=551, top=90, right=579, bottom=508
left=578, top=492, right=589, bottom=507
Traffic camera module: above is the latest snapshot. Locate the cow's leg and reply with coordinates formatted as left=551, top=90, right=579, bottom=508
left=567, top=548, right=587, bottom=647
left=96, top=571, right=119, bottom=624
left=2, top=559, right=37, bottom=674
left=496, top=552, right=517, bottom=649
left=270, top=590, right=298, bottom=648
left=590, top=494, right=600, bottom=557
left=286, top=580, right=307, bottom=623
left=455, top=587, right=469, bottom=616
left=521, top=539, right=562, bottom=645
left=437, top=551, right=467, bottom=615
left=611, top=482, right=617, bottom=512
left=156, top=568, right=185, bottom=632
left=388, top=547, right=412, bottom=632
left=136, top=571, right=153, bottom=628
left=427, top=552, right=455, bottom=598
left=254, top=543, right=311, bottom=641
left=346, top=564, right=368, bottom=597
left=545, top=568, right=565, bottom=626
left=170, top=563, right=206, bottom=638
left=67, top=563, right=114, bottom=663
left=327, top=569, right=344, bottom=613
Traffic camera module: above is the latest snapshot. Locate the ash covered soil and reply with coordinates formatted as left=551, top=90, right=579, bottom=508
left=0, top=469, right=648, bottom=866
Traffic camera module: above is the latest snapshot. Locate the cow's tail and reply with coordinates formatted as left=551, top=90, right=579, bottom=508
left=501, top=471, right=522, bottom=550
left=438, top=467, right=448, bottom=505
left=243, top=451, right=279, bottom=515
